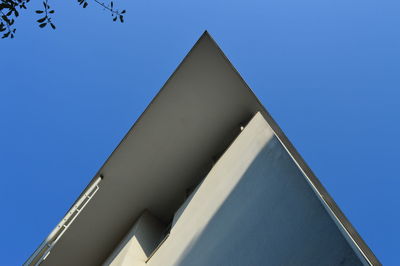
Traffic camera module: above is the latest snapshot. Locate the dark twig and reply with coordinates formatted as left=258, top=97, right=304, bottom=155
left=93, top=0, right=126, bottom=22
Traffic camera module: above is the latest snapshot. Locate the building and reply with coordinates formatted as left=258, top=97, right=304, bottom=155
left=25, top=32, right=380, bottom=266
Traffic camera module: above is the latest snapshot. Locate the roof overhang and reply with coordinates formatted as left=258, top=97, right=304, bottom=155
left=26, top=31, right=380, bottom=266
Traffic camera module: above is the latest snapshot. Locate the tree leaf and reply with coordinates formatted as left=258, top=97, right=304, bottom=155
left=35, top=10, right=44, bottom=14
left=39, top=22, right=47, bottom=28
left=50, top=23, right=56, bottom=29
left=37, top=17, right=46, bottom=23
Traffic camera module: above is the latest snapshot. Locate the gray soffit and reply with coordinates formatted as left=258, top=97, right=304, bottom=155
left=26, top=31, right=380, bottom=266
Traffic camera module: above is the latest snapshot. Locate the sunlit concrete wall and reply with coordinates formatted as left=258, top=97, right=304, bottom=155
left=146, top=112, right=365, bottom=266
left=103, top=211, right=165, bottom=266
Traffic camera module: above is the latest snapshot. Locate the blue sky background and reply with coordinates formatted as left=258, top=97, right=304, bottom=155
left=1, top=0, right=399, bottom=264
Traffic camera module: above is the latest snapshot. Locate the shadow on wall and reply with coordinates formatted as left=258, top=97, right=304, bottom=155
left=103, top=211, right=166, bottom=265
left=174, top=137, right=363, bottom=266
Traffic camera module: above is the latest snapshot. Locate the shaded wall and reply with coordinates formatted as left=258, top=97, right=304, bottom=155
left=103, top=211, right=165, bottom=266
left=147, top=113, right=365, bottom=266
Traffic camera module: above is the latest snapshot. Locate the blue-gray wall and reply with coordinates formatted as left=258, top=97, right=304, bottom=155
left=146, top=113, right=365, bottom=266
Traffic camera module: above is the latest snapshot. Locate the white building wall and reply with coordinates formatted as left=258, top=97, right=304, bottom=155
left=103, top=211, right=165, bottom=266
left=145, top=112, right=365, bottom=266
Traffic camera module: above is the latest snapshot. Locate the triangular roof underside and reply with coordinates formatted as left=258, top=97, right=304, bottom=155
left=30, top=32, right=379, bottom=266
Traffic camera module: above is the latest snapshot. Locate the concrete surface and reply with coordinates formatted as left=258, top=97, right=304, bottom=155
left=147, top=113, right=365, bottom=266
left=103, top=211, right=165, bottom=266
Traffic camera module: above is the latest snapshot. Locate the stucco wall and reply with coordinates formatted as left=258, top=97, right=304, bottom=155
left=146, top=112, right=365, bottom=266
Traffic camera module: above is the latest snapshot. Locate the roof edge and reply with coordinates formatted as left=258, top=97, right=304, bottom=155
left=204, top=32, right=380, bottom=266
left=26, top=30, right=381, bottom=266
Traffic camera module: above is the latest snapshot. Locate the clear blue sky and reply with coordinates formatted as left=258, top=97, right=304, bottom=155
left=1, top=0, right=399, bottom=265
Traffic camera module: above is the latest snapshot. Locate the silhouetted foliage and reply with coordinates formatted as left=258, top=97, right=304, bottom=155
left=0, top=0, right=126, bottom=38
